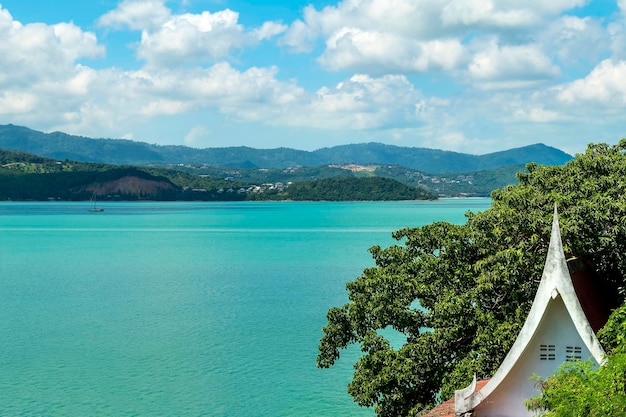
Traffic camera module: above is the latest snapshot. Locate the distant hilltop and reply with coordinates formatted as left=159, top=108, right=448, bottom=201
left=0, top=124, right=572, bottom=174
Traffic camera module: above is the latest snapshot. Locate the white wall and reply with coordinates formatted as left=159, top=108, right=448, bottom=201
left=474, top=296, right=593, bottom=416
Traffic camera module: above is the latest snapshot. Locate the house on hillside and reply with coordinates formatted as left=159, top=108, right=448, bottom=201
left=423, top=206, right=611, bottom=417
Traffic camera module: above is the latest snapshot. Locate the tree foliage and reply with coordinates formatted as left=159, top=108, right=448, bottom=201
left=317, top=141, right=626, bottom=416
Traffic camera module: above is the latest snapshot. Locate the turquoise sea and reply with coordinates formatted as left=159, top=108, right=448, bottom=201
left=0, top=199, right=491, bottom=416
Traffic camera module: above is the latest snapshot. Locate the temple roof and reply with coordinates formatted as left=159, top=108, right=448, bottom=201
left=454, top=205, right=606, bottom=414
left=419, top=206, right=612, bottom=417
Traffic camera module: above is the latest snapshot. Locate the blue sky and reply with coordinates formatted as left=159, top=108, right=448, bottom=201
left=0, top=0, right=625, bottom=155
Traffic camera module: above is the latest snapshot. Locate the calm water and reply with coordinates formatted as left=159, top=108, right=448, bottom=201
left=0, top=199, right=491, bottom=416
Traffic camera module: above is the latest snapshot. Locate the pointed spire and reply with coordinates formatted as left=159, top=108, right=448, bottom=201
left=543, top=203, right=569, bottom=283
left=549, top=203, right=563, bottom=256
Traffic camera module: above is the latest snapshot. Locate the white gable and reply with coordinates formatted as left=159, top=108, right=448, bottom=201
left=455, top=206, right=605, bottom=416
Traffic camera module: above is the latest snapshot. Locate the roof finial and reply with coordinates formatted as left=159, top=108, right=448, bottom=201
left=550, top=203, right=561, bottom=249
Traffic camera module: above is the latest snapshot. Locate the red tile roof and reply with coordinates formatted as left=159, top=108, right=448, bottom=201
left=419, top=379, right=490, bottom=417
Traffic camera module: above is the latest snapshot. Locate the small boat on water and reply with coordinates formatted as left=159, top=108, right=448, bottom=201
left=89, top=193, right=104, bottom=212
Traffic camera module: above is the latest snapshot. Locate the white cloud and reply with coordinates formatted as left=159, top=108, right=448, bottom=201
left=8, top=62, right=303, bottom=138
left=0, top=91, right=37, bottom=114
left=0, top=5, right=104, bottom=104
left=280, top=0, right=587, bottom=83
left=97, top=0, right=171, bottom=30
left=441, top=0, right=587, bottom=29
left=41, top=66, right=426, bottom=140
left=136, top=9, right=249, bottom=66
left=103, top=69, right=429, bottom=133
left=295, top=74, right=425, bottom=130
left=513, top=107, right=562, bottom=123
left=609, top=19, right=626, bottom=61
left=253, top=21, right=288, bottom=41
left=606, top=3, right=626, bottom=68
left=434, top=131, right=468, bottom=149
left=318, top=28, right=468, bottom=73
left=468, top=39, right=560, bottom=89
left=288, top=1, right=466, bottom=74
left=184, top=125, right=211, bottom=146
left=99, top=3, right=286, bottom=68
left=312, top=0, right=442, bottom=37
left=182, top=63, right=305, bottom=112
left=541, top=16, right=609, bottom=66
left=281, top=0, right=447, bottom=53
left=0, top=7, right=15, bottom=31
left=53, top=23, right=105, bottom=62
left=441, top=0, right=538, bottom=28
left=0, top=14, right=104, bottom=85
left=556, top=59, right=626, bottom=104
left=279, top=19, right=318, bottom=53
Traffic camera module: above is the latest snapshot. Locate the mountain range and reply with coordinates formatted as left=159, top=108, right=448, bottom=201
left=0, top=124, right=573, bottom=174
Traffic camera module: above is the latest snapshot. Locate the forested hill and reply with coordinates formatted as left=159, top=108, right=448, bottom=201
left=261, top=177, right=435, bottom=201
left=0, top=149, right=437, bottom=201
left=0, top=124, right=572, bottom=174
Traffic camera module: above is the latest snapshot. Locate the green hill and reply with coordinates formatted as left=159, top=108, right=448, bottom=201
left=0, top=124, right=572, bottom=173
left=0, top=149, right=436, bottom=201
left=252, top=177, right=436, bottom=201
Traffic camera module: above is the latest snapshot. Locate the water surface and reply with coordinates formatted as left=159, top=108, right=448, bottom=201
left=0, top=199, right=491, bottom=416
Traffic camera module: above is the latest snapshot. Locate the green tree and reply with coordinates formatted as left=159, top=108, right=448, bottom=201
left=317, top=141, right=626, bottom=416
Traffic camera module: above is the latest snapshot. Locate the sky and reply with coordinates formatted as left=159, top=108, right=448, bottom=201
left=0, top=1, right=625, bottom=155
